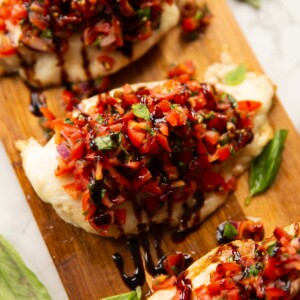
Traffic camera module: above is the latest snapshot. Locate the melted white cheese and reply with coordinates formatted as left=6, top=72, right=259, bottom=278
left=18, top=62, right=274, bottom=238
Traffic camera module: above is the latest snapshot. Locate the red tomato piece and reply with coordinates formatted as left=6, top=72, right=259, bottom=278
left=127, top=121, right=146, bottom=147
left=238, top=100, right=262, bottom=111
left=156, top=132, right=171, bottom=152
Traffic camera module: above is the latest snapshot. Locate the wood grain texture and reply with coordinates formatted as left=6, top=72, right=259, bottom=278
left=0, top=0, right=300, bottom=298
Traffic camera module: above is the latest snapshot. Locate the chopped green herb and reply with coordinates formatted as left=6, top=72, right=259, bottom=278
left=224, top=64, right=247, bottom=86
left=100, top=286, right=142, bottom=300
left=0, top=235, right=51, bottom=300
left=96, top=115, right=104, bottom=124
left=64, top=118, right=74, bottom=124
left=136, top=7, right=151, bottom=20
left=247, top=264, right=260, bottom=276
left=132, top=103, right=150, bottom=121
left=223, top=222, right=238, bottom=240
left=40, top=29, right=53, bottom=39
left=267, top=241, right=278, bottom=257
left=93, top=133, right=120, bottom=151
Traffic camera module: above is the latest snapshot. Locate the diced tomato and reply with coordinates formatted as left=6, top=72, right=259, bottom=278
left=152, top=275, right=177, bottom=292
left=168, top=61, right=195, bottom=78
left=112, top=17, right=123, bottom=47
left=238, top=101, right=262, bottom=112
left=163, top=253, right=186, bottom=276
left=265, top=288, right=289, bottom=299
left=217, top=144, right=232, bottom=162
left=181, top=17, right=198, bottom=33
left=127, top=121, right=146, bottom=147
left=113, top=209, right=126, bottom=226
left=150, top=80, right=182, bottom=101
left=62, top=182, right=80, bottom=200
left=262, top=257, right=277, bottom=281
left=0, top=34, right=16, bottom=56
left=156, top=132, right=171, bottom=152
left=273, top=227, right=292, bottom=246
left=204, top=130, right=220, bottom=145
left=122, top=84, right=138, bottom=106
left=132, top=167, right=152, bottom=192
left=207, top=278, right=237, bottom=294
left=10, top=3, right=27, bottom=22
left=166, top=110, right=179, bottom=126
left=70, top=140, right=86, bottom=161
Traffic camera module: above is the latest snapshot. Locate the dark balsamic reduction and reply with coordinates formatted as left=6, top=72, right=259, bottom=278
left=112, top=238, right=145, bottom=290
left=29, top=89, right=46, bottom=117
left=141, top=237, right=165, bottom=277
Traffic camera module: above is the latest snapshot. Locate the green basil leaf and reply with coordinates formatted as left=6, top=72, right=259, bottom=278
left=132, top=103, right=150, bottom=121
left=223, top=222, right=238, bottom=240
left=0, top=235, right=51, bottom=300
left=136, top=7, right=151, bottom=20
left=224, top=64, right=247, bottom=86
left=249, top=129, right=288, bottom=197
left=239, top=0, right=261, bottom=9
left=101, top=286, right=142, bottom=300
left=93, top=133, right=120, bottom=151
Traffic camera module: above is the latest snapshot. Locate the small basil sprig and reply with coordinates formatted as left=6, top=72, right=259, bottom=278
left=101, top=286, right=141, bottom=300
left=91, top=133, right=120, bottom=151
left=238, top=0, right=261, bottom=9
left=132, top=103, right=150, bottom=121
left=246, top=129, right=288, bottom=204
left=0, top=235, right=51, bottom=299
left=224, top=64, right=247, bottom=86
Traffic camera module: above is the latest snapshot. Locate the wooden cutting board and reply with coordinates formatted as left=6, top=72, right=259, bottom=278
left=1, top=0, right=300, bottom=298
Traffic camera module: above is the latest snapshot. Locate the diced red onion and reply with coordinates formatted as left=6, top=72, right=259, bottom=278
left=57, top=144, right=70, bottom=159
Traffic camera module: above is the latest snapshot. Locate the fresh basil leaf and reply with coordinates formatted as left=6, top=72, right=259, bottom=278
left=223, top=222, right=238, bottom=240
left=101, top=286, right=142, bottom=300
left=239, top=0, right=261, bottom=9
left=224, top=64, right=247, bottom=86
left=93, top=133, right=120, bottom=151
left=132, top=103, right=150, bottom=121
left=249, top=129, right=288, bottom=198
left=136, top=7, right=151, bottom=20
left=0, top=235, right=51, bottom=300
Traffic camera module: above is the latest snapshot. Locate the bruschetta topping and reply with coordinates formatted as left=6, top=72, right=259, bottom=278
left=50, top=77, right=260, bottom=235
left=0, top=0, right=173, bottom=55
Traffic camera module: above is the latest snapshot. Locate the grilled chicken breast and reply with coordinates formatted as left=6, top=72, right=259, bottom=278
left=17, top=61, right=274, bottom=238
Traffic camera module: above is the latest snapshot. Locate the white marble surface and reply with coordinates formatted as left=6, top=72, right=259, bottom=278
left=0, top=1, right=300, bottom=299
left=228, top=0, right=300, bottom=133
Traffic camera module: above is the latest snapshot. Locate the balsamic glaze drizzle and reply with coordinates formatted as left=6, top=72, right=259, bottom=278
left=141, top=238, right=165, bottom=277
left=112, top=238, right=145, bottom=290
left=29, top=89, right=46, bottom=117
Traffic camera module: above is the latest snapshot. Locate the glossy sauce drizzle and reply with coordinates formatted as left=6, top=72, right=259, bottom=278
left=112, top=238, right=145, bottom=290
left=29, top=89, right=46, bottom=117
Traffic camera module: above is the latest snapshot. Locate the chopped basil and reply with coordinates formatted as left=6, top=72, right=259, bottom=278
left=40, top=28, right=53, bottom=39
left=96, top=115, right=104, bottom=124
left=195, top=9, right=204, bottom=21
left=92, top=133, right=120, bottom=151
left=267, top=241, right=278, bottom=257
left=238, top=0, right=261, bottom=9
left=248, top=265, right=260, bottom=276
left=249, top=129, right=288, bottom=198
left=64, top=118, right=74, bottom=124
left=223, top=222, right=238, bottom=240
left=224, top=64, right=247, bottom=86
left=132, top=103, right=150, bottom=121
left=137, top=7, right=151, bottom=20
left=100, top=286, right=142, bottom=300
left=0, top=235, right=51, bottom=299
